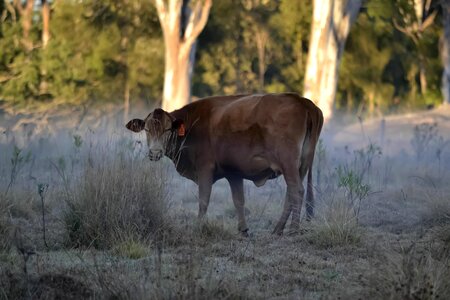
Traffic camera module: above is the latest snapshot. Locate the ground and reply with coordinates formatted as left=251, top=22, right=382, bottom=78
left=1, top=105, right=449, bottom=299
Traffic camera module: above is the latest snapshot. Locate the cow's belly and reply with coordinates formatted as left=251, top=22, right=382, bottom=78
left=219, top=154, right=282, bottom=187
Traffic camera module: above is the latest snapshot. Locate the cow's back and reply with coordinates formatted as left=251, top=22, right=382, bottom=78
left=210, top=93, right=318, bottom=138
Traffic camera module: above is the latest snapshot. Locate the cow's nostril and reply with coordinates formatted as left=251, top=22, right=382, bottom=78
left=149, top=150, right=163, bottom=161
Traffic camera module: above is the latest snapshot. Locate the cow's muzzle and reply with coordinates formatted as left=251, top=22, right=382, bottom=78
left=148, top=149, right=163, bottom=161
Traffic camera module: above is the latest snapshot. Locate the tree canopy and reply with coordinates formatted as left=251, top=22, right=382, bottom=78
left=0, top=0, right=445, bottom=117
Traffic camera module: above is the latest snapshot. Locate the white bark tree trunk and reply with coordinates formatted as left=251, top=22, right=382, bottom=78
left=442, top=1, right=450, bottom=104
left=154, top=0, right=212, bottom=112
left=41, top=0, right=50, bottom=48
left=303, top=0, right=362, bottom=120
left=14, top=0, right=35, bottom=50
left=39, top=0, right=51, bottom=95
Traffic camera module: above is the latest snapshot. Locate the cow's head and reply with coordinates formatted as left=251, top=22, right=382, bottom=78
left=126, top=108, right=184, bottom=161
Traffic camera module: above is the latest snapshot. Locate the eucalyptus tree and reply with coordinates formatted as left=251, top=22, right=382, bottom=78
left=303, top=0, right=363, bottom=120
left=154, top=0, right=212, bottom=111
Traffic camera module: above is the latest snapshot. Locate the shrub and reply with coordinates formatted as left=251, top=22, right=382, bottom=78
left=112, top=237, right=150, bottom=259
left=64, top=154, right=169, bottom=249
left=307, top=200, right=362, bottom=248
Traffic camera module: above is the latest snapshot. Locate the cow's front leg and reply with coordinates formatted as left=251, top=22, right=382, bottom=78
left=227, top=177, right=249, bottom=236
left=198, top=171, right=213, bottom=219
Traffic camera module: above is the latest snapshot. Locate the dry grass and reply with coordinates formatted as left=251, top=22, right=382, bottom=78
left=64, top=153, right=169, bottom=250
left=111, top=237, right=151, bottom=259
left=2, top=112, right=450, bottom=299
left=420, top=188, right=450, bottom=226
left=365, top=243, right=450, bottom=300
left=0, top=205, right=12, bottom=254
left=307, top=198, right=363, bottom=249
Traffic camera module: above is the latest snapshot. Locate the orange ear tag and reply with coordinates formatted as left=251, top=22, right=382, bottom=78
left=178, top=123, right=186, bottom=136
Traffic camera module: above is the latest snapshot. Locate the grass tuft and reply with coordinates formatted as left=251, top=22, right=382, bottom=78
left=112, top=237, right=150, bottom=259
left=307, top=200, right=363, bottom=248
left=64, top=154, right=169, bottom=250
left=195, top=219, right=234, bottom=241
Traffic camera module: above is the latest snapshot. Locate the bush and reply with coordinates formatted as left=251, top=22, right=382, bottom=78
left=64, top=154, right=169, bottom=249
left=307, top=200, right=362, bottom=249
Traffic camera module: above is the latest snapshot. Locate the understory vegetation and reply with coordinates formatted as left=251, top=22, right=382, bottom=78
left=1, top=118, right=450, bottom=299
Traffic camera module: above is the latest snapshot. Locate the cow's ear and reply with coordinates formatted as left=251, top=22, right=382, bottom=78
left=172, top=119, right=185, bottom=137
left=126, top=119, right=145, bottom=132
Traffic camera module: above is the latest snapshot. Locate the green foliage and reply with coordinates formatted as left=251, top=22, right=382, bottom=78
left=338, top=0, right=443, bottom=115
left=334, top=143, right=381, bottom=222
left=0, top=0, right=445, bottom=112
left=337, top=166, right=371, bottom=205
left=0, top=0, right=163, bottom=107
left=194, top=0, right=311, bottom=96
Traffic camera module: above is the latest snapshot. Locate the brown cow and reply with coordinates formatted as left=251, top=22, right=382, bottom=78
left=126, top=93, right=323, bottom=235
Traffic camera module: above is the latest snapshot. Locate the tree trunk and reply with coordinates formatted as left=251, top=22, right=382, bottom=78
left=123, top=76, right=130, bottom=122
left=39, top=0, right=50, bottom=95
left=442, top=1, right=450, bottom=104
left=419, top=59, right=427, bottom=94
left=368, top=89, right=375, bottom=116
left=303, top=0, right=362, bottom=120
left=162, top=47, right=191, bottom=111
left=41, top=0, right=50, bottom=47
left=255, top=30, right=267, bottom=93
left=155, top=0, right=212, bottom=112
left=346, top=90, right=353, bottom=113
left=15, top=0, right=34, bottom=50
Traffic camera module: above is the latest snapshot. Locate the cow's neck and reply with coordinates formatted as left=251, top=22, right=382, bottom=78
left=164, top=132, right=185, bottom=162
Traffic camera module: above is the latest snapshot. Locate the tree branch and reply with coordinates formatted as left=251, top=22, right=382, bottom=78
left=420, top=9, right=437, bottom=31
left=181, top=0, right=211, bottom=54
left=167, top=0, right=182, bottom=36
left=3, top=0, right=17, bottom=22
left=154, top=0, right=168, bottom=30
left=393, top=18, right=419, bottom=44
left=13, top=0, right=24, bottom=15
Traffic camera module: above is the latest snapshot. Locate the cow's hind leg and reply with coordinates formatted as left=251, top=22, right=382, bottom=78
left=300, top=138, right=319, bottom=221
left=272, top=164, right=302, bottom=235
left=290, top=180, right=304, bottom=232
left=227, top=177, right=249, bottom=237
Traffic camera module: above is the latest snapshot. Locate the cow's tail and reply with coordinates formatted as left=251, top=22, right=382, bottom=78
left=304, top=108, right=324, bottom=220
